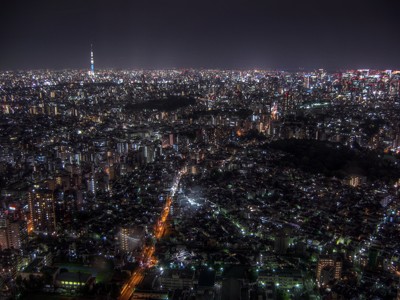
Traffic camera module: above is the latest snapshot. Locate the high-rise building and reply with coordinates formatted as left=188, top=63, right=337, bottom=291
left=316, top=256, right=342, bottom=286
left=0, top=218, right=24, bottom=250
left=119, top=227, right=144, bottom=252
left=28, top=189, right=56, bottom=235
left=304, top=75, right=310, bottom=89
left=88, top=175, right=96, bottom=194
left=120, top=227, right=133, bottom=252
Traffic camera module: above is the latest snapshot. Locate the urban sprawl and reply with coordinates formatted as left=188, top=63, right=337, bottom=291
left=0, top=69, right=400, bottom=300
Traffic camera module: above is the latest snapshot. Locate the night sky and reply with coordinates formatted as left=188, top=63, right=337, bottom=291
left=1, top=0, right=400, bottom=70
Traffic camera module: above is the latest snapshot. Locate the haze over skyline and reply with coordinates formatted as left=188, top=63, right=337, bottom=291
left=1, top=0, right=400, bottom=70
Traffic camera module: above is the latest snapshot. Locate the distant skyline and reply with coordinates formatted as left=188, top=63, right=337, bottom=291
left=1, top=0, right=400, bottom=70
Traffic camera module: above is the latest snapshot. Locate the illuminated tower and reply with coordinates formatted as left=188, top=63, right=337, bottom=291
left=90, top=44, right=95, bottom=76
left=28, top=189, right=56, bottom=235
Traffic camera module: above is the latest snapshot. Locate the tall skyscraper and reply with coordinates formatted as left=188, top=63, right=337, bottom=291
left=28, top=189, right=57, bottom=235
left=89, top=44, right=95, bottom=76
left=0, top=217, right=24, bottom=250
